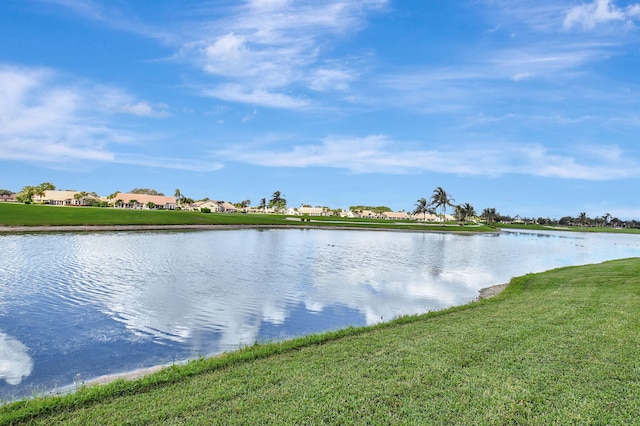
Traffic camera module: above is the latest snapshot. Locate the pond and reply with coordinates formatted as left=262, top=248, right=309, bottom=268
left=1, top=228, right=639, bottom=401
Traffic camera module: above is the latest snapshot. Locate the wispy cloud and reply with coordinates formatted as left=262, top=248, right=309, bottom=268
left=0, top=64, right=218, bottom=171
left=177, top=0, right=387, bottom=108
left=564, top=0, right=640, bottom=30
left=39, top=0, right=175, bottom=42
left=212, top=134, right=639, bottom=180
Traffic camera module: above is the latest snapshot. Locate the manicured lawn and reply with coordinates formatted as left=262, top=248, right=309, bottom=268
left=496, top=222, right=640, bottom=234
left=0, top=203, right=494, bottom=232
left=3, top=258, right=639, bottom=424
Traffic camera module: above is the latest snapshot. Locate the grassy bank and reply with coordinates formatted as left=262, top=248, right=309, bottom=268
left=0, top=203, right=494, bottom=232
left=496, top=222, right=640, bottom=234
left=2, top=258, right=639, bottom=424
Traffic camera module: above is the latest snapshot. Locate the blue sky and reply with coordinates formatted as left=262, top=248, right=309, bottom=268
left=1, top=0, right=639, bottom=219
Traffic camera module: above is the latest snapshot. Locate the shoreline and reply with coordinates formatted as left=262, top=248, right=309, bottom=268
left=0, top=223, right=490, bottom=234
left=56, top=282, right=510, bottom=391
left=2, top=223, right=509, bottom=398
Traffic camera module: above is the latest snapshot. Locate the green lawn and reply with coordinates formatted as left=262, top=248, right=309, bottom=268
left=0, top=203, right=494, bottom=232
left=2, top=258, right=639, bottom=425
left=496, top=222, right=640, bottom=234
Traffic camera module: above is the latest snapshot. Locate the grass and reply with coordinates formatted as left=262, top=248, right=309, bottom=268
left=495, top=222, right=640, bottom=234
left=2, top=258, right=639, bottom=424
left=0, top=203, right=495, bottom=232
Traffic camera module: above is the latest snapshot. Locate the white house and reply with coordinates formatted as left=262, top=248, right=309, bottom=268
left=189, top=200, right=222, bottom=212
left=34, top=190, right=97, bottom=206
left=112, top=193, right=177, bottom=210
left=382, top=211, right=410, bottom=220
left=218, top=201, right=238, bottom=213
left=298, top=207, right=326, bottom=216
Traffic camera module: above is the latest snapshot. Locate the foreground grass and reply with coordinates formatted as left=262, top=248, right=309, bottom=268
left=2, top=258, right=639, bottom=425
left=0, top=203, right=494, bottom=232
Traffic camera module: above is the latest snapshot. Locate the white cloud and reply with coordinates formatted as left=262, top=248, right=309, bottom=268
left=118, top=101, right=170, bottom=118
left=212, top=135, right=639, bottom=180
left=309, top=67, right=355, bottom=91
left=179, top=1, right=387, bottom=108
left=0, top=64, right=215, bottom=171
left=564, top=0, right=640, bottom=30
left=204, top=84, right=309, bottom=109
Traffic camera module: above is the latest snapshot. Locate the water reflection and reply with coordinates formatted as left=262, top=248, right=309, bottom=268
left=0, top=332, right=33, bottom=385
left=0, top=228, right=639, bottom=400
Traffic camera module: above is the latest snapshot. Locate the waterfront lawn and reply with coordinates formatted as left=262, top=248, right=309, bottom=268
left=0, top=203, right=494, bottom=232
left=496, top=222, right=640, bottom=234
left=2, top=258, right=639, bottom=424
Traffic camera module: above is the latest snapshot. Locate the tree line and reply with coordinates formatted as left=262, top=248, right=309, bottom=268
left=4, top=183, right=639, bottom=228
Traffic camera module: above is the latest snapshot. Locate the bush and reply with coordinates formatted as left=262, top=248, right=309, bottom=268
left=201, top=207, right=211, bottom=214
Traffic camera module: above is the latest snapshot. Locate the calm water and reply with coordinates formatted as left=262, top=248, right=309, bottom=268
left=1, top=228, right=639, bottom=400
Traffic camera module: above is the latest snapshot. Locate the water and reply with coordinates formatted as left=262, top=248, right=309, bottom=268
left=1, top=228, right=639, bottom=401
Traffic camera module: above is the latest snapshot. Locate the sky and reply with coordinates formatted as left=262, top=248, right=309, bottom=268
left=1, top=0, right=640, bottom=219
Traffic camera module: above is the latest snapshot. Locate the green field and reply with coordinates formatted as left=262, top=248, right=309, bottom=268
left=2, top=258, right=639, bottom=424
left=0, top=203, right=495, bottom=232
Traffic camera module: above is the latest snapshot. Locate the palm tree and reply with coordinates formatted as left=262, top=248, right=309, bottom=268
left=259, top=198, right=267, bottom=213
left=174, top=189, right=184, bottom=208
left=413, top=197, right=429, bottom=220
left=455, top=203, right=476, bottom=222
left=430, top=187, right=455, bottom=224
left=269, top=191, right=286, bottom=213
left=603, top=212, right=611, bottom=227
left=578, top=212, right=587, bottom=228
left=481, top=207, right=497, bottom=224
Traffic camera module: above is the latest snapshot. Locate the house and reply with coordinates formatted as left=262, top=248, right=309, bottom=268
left=382, top=211, right=410, bottom=220
left=355, top=210, right=378, bottom=219
left=0, top=193, right=16, bottom=202
left=34, top=190, right=96, bottom=206
left=410, top=213, right=440, bottom=222
left=340, top=210, right=356, bottom=218
left=218, top=201, right=237, bottom=213
left=112, top=193, right=177, bottom=210
left=189, top=200, right=222, bottom=212
left=298, top=207, right=326, bottom=216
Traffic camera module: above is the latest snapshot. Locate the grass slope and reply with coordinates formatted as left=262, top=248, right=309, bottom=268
left=2, top=258, right=639, bottom=424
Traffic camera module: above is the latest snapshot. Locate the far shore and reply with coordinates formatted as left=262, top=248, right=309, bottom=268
left=0, top=223, right=491, bottom=234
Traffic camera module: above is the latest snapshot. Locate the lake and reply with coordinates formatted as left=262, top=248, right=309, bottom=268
left=1, top=228, right=639, bottom=401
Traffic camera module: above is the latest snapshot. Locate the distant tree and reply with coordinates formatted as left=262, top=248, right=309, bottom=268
left=130, top=188, right=164, bottom=196
left=481, top=208, right=498, bottom=224
left=17, top=185, right=36, bottom=203
left=430, top=187, right=455, bottom=223
left=413, top=198, right=429, bottom=220
left=269, top=191, right=287, bottom=213
left=146, top=202, right=156, bottom=209
left=349, top=205, right=392, bottom=214
left=558, top=216, right=572, bottom=226
left=38, top=182, right=55, bottom=191
left=259, top=198, right=267, bottom=213
left=578, top=212, right=588, bottom=227
left=174, top=189, right=184, bottom=207
left=0, top=189, right=14, bottom=196
left=73, top=191, right=89, bottom=204
left=603, top=212, right=611, bottom=227
left=455, top=203, right=476, bottom=222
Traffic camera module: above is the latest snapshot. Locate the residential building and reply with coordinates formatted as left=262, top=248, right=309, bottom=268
left=382, top=211, right=410, bottom=220
left=112, top=193, right=177, bottom=210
